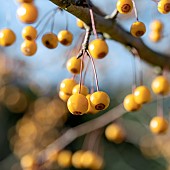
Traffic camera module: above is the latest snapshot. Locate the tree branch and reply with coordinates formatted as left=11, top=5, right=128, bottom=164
left=50, top=0, right=170, bottom=68
left=40, top=104, right=125, bottom=160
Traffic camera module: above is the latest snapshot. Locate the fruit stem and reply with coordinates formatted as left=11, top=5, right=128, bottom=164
left=35, top=8, right=57, bottom=29
left=86, top=50, right=99, bottom=91
left=93, top=129, right=104, bottom=155
left=89, top=9, right=98, bottom=39
left=36, top=11, right=57, bottom=39
left=64, top=11, right=69, bottom=30
left=72, top=74, right=76, bottom=80
left=130, top=48, right=137, bottom=92
left=79, top=51, right=85, bottom=93
left=77, top=28, right=91, bottom=59
left=50, top=11, right=57, bottom=33
left=157, top=95, right=164, bottom=117
left=83, top=57, right=90, bottom=85
left=83, top=27, right=91, bottom=51
left=137, top=54, right=143, bottom=85
left=163, top=65, right=169, bottom=77
left=132, top=0, right=139, bottom=21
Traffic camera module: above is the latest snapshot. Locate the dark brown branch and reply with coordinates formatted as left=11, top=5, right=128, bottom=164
left=50, top=0, right=170, bottom=68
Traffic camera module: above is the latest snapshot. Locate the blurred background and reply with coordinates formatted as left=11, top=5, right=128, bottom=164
left=0, top=0, right=170, bottom=169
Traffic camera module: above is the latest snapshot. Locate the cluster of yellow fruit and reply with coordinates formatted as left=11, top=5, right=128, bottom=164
left=21, top=26, right=37, bottom=56
left=20, top=24, right=73, bottom=56
left=42, top=30, right=73, bottom=49
left=149, top=20, right=164, bottom=43
left=16, top=0, right=38, bottom=24
left=123, top=85, right=151, bottom=112
left=59, top=27, right=110, bottom=115
left=59, top=77, right=110, bottom=115
left=20, top=150, right=104, bottom=170
left=150, top=75, right=169, bottom=134
left=123, top=75, right=169, bottom=135
left=0, top=0, right=73, bottom=57
left=50, top=150, right=104, bottom=170
left=116, top=0, right=146, bottom=38
left=117, top=0, right=170, bottom=14
left=116, top=0, right=170, bottom=38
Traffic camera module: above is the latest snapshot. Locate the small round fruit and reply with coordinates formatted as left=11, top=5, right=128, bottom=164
left=116, top=0, right=133, bottom=14
left=88, top=39, right=108, bottom=59
left=105, top=123, right=125, bottom=143
left=66, top=56, right=84, bottom=74
left=150, top=116, right=168, bottom=134
left=60, top=79, right=77, bottom=95
left=90, top=91, right=110, bottom=110
left=123, top=94, right=141, bottom=112
left=42, top=33, right=58, bottom=49
left=0, top=28, right=16, bottom=46
left=58, top=30, right=73, bottom=46
left=72, top=150, right=84, bottom=169
left=130, top=21, right=146, bottom=38
left=86, top=94, right=100, bottom=114
left=57, top=150, right=72, bottom=168
left=59, top=91, right=70, bottom=102
left=22, top=26, right=37, bottom=40
left=20, top=154, right=36, bottom=169
left=151, top=76, right=169, bottom=95
left=76, top=18, right=84, bottom=29
left=150, top=20, right=164, bottom=32
left=158, top=0, right=170, bottom=14
left=133, top=86, right=151, bottom=104
left=67, top=93, right=88, bottom=115
left=72, top=84, right=89, bottom=96
left=80, top=151, right=103, bottom=169
left=21, top=40, right=37, bottom=56
left=149, top=31, right=162, bottom=43
left=17, top=3, right=38, bottom=23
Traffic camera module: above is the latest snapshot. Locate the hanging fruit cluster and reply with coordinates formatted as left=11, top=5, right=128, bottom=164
left=59, top=35, right=110, bottom=115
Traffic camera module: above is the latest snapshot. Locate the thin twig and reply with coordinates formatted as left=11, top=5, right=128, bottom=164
left=79, top=51, right=85, bottom=93
left=83, top=57, right=90, bottom=84
left=89, top=9, right=98, bottom=39
left=130, top=48, right=137, bottom=92
left=105, top=9, right=119, bottom=20
left=132, top=0, right=139, bottom=21
left=86, top=50, right=99, bottom=91
left=35, top=8, right=57, bottom=29
left=157, top=95, right=163, bottom=117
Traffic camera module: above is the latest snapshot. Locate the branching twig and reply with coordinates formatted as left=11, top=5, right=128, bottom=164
left=39, top=104, right=125, bottom=160
left=50, top=0, right=170, bottom=68
left=105, top=9, right=119, bottom=20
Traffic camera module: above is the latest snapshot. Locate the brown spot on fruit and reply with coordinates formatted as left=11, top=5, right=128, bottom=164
left=121, top=4, right=131, bottom=13
left=25, top=35, right=32, bottom=40
left=70, top=68, right=78, bottom=74
left=135, top=31, right=144, bottom=37
left=164, top=3, right=170, bottom=12
left=73, top=111, right=82, bottom=115
left=60, top=39, right=68, bottom=45
left=95, top=103, right=105, bottom=110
